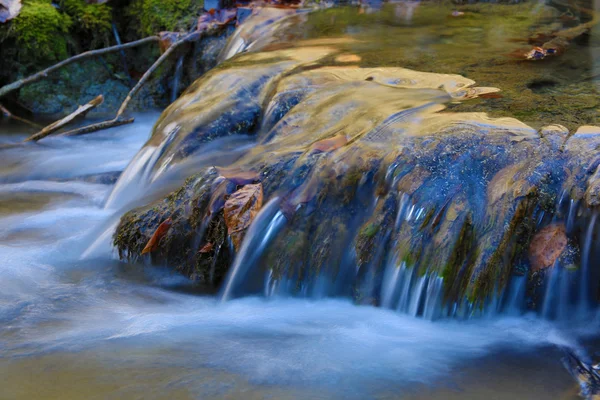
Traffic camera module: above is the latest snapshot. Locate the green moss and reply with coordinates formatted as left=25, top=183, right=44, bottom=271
left=127, top=0, right=203, bottom=36
left=59, top=0, right=112, bottom=48
left=10, top=0, right=72, bottom=64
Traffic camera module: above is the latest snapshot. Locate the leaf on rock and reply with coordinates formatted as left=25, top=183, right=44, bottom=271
left=198, top=8, right=237, bottom=32
left=199, top=242, right=214, bottom=253
left=141, top=217, right=172, bottom=255
left=223, top=183, right=263, bottom=250
left=310, top=134, right=348, bottom=153
left=0, top=0, right=21, bottom=23
left=529, top=223, right=567, bottom=272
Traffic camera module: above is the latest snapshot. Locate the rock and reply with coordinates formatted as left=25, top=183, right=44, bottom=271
left=112, top=44, right=600, bottom=307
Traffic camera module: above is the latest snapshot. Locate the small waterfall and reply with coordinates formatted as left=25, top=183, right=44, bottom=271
left=220, top=197, right=286, bottom=300
left=171, top=56, right=185, bottom=104
left=579, top=212, right=597, bottom=314
left=503, top=275, right=526, bottom=315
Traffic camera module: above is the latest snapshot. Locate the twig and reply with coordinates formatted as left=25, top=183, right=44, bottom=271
left=0, top=36, right=160, bottom=99
left=50, top=32, right=198, bottom=138
left=0, top=103, right=41, bottom=129
left=58, top=117, right=135, bottom=137
left=25, top=95, right=104, bottom=142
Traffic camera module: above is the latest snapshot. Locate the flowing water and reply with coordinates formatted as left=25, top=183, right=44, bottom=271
left=3, top=2, right=600, bottom=399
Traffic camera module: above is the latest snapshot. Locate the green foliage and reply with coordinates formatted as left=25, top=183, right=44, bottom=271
left=10, top=0, right=72, bottom=64
left=127, top=0, right=203, bottom=36
left=59, top=0, right=113, bottom=48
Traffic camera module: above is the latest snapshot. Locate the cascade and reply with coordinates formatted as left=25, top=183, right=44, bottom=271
left=108, top=4, right=600, bottom=322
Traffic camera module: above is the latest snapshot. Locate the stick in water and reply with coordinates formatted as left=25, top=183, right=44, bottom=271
left=25, top=95, right=104, bottom=142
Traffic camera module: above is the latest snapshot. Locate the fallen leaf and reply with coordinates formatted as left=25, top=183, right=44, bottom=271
left=310, top=134, right=348, bottom=153
left=0, top=0, right=21, bottom=23
left=199, top=242, right=214, bottom=253
left=198, top=8, right=237, bottom=32
left=529, top=223, right=567, bottom=272
left=478, top=93, right=504, bottom=99
left=223, top=183, right=263, bottom=250
left=141, top=217, right=172, bottom=255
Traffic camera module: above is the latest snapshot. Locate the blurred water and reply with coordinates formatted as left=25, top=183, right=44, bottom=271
left=0, top=116, right=593, bottom=399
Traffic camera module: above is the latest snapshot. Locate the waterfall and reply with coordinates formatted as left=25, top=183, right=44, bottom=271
left=220, top=197, right=286, bottom=300
left=171, top=55, right=185, bottom=104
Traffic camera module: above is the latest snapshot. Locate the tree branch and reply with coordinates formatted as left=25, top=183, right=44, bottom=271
left=45, top=32, right=198, bottom=139
left=0, top=36, right=160, bottom=99
left=0, top=103, right=41, bottom=129
left=25, top=95, right=104, bottom=142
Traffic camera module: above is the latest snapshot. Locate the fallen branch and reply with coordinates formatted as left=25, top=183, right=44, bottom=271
left=0, top=103, right=41, bottom=129
left=50, top=32, right=198, bottom=138
left=25, top=95, right=104, bottom=142
left=0, top=36, right=159, bottom=99
left=58, top=117, right=135, bottom=137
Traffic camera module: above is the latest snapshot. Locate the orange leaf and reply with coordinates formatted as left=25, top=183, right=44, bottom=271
left=141, top=218, right=172, bottom=255
left=529, top=224, right=567, bottom=272
left=310, top=134, right=348, bottom=153
left=199, top=242, right=214, bottom=253
left=223, top=183, right=263, bottom=250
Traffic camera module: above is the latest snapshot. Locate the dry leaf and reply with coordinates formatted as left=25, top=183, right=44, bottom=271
left=0, top=0, right=21, bottom=23
left=198, top=8, right=237, bottom=32
left=223, top=183, right=263, bottom=250
left=310, top=134, right=348, bottom=153
left=199, top=242, right=214, bottom=253
left=529, top=223, right=567, bottom=272
left=141, top=217, right=172, bottom=254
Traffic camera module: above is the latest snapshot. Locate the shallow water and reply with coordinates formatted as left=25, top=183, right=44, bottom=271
left=0, top=115, right=589, bottom=399
left=3, top=2, right=600, bottom=398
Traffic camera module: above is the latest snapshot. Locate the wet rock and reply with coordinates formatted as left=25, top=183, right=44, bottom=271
left=113, top=47, right=600, bottom=308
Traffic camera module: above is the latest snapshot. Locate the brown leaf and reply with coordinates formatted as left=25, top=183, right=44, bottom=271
left=478, top=93, right=504, bottom=99
left=0, top=0, right=21, bottom=23
left=141, top=217, right=173, bottom=255
left=198, top=8, right=237, bottom=32
left=529, top=224, right=567, bottom=272
left=310, top=134, right=348, bottom=153
left=199, top=242, right=214, bottom=253
left=223, top=183, right=263, bottom=250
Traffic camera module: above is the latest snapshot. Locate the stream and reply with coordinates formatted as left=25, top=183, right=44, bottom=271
left=3, top=1, right=600, bottom=399
left=0, top=115, right=593, bottom=399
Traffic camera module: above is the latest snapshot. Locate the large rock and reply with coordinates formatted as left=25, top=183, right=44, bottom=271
left=113, top=41, right=599, bottom=311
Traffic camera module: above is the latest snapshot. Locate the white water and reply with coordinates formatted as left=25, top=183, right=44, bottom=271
left=0, top=118, right=597, bottom=399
